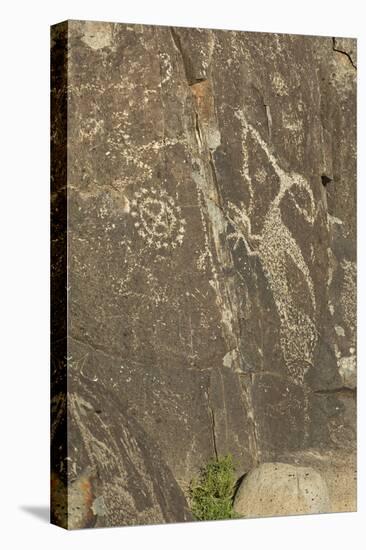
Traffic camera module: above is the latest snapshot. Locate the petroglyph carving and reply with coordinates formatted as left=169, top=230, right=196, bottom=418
left=340, top=260, right=356, bottom=331
left=159, top=52, right=173, bottom=84
left=131, top=187, right=186, bottom=249
left=230, top=111, right=317, bottom=384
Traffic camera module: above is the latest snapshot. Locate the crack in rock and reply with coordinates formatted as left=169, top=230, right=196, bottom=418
left=332, top=37, right=357, bottom=70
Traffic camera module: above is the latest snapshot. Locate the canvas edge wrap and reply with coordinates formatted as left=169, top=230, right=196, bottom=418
left=50, top=20, right=69, bottom=529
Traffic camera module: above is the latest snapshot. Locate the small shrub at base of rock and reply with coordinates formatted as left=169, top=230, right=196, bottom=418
left=189, top=455, right=241, bottom=521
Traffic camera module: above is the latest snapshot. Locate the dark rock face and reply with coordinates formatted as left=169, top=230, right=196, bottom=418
left=51, top=368, right=192, bottom=528
left=51, top=20, right=356, bottom=528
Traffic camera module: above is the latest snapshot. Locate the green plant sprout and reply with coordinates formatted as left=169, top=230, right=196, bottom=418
left=189, top=454, right=241, bottom=521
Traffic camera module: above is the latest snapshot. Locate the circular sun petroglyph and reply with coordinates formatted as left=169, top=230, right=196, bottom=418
left=130, top=187, right=186, bottom=249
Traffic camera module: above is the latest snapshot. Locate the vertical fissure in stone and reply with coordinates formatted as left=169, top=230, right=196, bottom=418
left=188, top=80, right=261, bottom=464
left=206, top=384, right=219, bottom=461
left=170, top=27, right=192, bottom=84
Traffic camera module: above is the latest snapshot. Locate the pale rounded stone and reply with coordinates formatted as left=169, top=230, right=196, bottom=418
left=234, top=462, right=331, bottom=518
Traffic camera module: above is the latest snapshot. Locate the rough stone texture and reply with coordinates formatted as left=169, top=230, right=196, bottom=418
left=51, top=367, right=192, bottom=528
left=234, top=462, right=331, bottom=518
left=276, top=449, right=357, bottom=513
left=51, top=20, right=356, bottom=528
